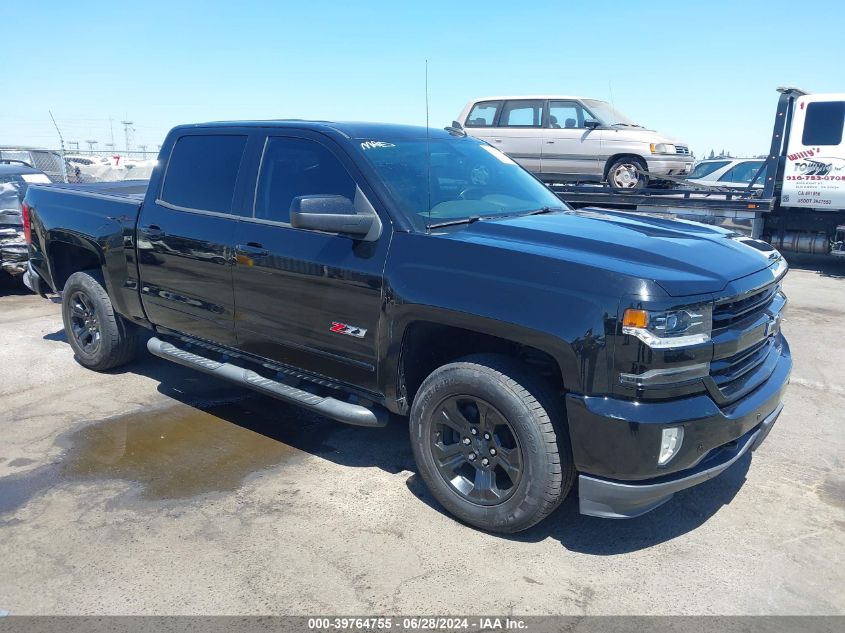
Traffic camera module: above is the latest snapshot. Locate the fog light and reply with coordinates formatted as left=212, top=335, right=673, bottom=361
left=658, top=427, right=684, bottom=465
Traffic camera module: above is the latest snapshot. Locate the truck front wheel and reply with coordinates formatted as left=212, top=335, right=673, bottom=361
left=409, top=354, right=574, bottom=533
left=62, top=271, right=139, bottom=371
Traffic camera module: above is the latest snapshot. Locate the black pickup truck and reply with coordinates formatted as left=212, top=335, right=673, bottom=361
left=22, top=121, right=791, bottom=532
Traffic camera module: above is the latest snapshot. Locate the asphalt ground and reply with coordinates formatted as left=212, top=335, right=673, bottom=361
left=0, top=259, right=843, bottom=615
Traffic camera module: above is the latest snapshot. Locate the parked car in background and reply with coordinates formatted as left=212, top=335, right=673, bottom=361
left=457, top=96, right=693, bottom=189
left=65, top=154, right=119, bottom=182
left=687, top=158, right=767, bottom=188
left=0, top=164, right=50, bottom=283
left=0, top=146, right=69, bottom=182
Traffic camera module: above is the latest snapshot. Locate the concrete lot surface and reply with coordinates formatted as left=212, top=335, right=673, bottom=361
left=0, top=261, right=843, bottom=615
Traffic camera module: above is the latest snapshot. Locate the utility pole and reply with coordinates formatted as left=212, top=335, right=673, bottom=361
left=138, top=144, right=148, bottom=158
left=121, top=120, right=134, bottom=154
left=85, top=139, right=98, bottom=154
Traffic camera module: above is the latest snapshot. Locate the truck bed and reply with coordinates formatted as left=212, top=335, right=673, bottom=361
left=38, top=179, right=149, bottom=201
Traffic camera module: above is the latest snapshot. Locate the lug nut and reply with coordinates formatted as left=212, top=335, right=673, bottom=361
left=483, top=432, right=491, bottom=440
left=481, top=457, right=489, bottom=466
left=468, top=452, right=476, bottom=461
left=470, top=428, right=478, bottom=435
left=489, top=448, right=497, bottom=456
left=462, top=437, right=471, bottom=446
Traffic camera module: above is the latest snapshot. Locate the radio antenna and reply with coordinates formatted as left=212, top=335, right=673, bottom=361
left=425, top=59, right=432, bottom=232
left=48, top=110, right=69, bottom=183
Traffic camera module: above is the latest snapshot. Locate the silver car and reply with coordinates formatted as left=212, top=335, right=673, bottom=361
left=457, top=96, right=693, bottom=188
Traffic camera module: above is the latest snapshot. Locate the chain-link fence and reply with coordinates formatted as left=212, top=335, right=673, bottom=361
left=0, top=147, right=158, bottom=184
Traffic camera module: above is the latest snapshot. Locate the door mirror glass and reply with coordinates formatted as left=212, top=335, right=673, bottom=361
left=289, top=195, right=375, bottom=237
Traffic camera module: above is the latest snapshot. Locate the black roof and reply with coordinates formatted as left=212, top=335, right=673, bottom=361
left=0, top=164, right=45, bottom=176
left=171, top=120, right=458, bottom=141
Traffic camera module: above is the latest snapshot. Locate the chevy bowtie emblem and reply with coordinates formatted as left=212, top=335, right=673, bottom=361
left=330, top=322, right=367, bottom=338
left=766, top=314, right=781, bottom=337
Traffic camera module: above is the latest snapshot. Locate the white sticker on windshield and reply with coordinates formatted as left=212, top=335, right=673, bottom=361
left=21, top=174, right=51, bottom=184
left=361, top=141, right=396, bottom=150
left=480, top=144, right=517, bottom=165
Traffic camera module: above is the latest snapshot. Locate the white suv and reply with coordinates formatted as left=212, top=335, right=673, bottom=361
left=457, top=96, right=693, bottom=189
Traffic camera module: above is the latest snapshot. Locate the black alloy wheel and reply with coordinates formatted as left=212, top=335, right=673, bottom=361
left=430, top=395, right=523, bottom=505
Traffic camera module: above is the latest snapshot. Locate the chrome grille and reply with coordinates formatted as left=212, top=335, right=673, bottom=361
left=675, top=145, right=691, bottom=155
left=711, top=338, right=771, bottom=389
left=713, top=282, right=778, bottom=331
left=708, top=281, right=784, bottom=403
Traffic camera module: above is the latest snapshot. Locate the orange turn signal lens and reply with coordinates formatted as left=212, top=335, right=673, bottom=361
left=623, top=308, right=648, bottom=328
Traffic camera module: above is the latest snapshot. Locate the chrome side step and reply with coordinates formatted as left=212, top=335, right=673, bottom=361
left=147, top=337, right=388, bottom=428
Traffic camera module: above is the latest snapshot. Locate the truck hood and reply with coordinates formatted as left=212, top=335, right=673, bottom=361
left=446, top=209, right=780, bottom=297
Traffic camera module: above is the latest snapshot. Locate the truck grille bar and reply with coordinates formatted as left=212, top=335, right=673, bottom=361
left=708, top=280, right=784, bottom=404
left=713, top=282, right=779, bottom=331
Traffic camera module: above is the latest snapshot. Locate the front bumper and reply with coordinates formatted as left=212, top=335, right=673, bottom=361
left=647, top=156, right=693, bottom=176
left=567, top=336, right=791, bottom=518
left=579, top=403, right=782, bottom=518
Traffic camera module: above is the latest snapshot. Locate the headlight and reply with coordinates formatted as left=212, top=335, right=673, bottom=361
left=649, top=143, right=676, bottom=154
left=622, top=303, right=713, bottom=348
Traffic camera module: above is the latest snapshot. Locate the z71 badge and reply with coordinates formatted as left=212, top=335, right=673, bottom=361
left=330, top=322, right=367, bottom=338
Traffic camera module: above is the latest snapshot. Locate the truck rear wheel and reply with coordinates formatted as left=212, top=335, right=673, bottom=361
left=409, top=354, right=574, bottom=533
left=62, top=271, right=138, bottom=371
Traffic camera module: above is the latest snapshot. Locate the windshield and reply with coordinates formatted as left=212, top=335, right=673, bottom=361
left=581, top=99, right=640, bottom=127
left=688, top=160, right=730, bottom=179
left=355, top=136, right=567, bottom=229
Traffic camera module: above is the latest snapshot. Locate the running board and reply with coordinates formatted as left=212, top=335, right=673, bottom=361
left=147, top=337, right=388, bottom=428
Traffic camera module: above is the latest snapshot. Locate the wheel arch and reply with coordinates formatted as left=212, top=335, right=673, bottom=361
left=46, top=237, right=104, bottom=292
left=386, top=314, right=581, bottom=415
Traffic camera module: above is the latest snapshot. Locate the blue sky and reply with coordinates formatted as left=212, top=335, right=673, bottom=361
left=4, top=0, right=843, bottom=157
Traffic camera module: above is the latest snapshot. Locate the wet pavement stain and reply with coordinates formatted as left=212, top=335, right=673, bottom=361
left=7, top=458, right=36, bottom=468
left=817, top=475, right=845, bottom=509
left=63, top=402, right=304, bottom=500
left=0, top=395, right=341, bottom=512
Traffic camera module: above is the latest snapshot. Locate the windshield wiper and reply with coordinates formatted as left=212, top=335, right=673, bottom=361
left=524, top=206, right=559, bottom=216
left=428, top=215, right=482, bottom=229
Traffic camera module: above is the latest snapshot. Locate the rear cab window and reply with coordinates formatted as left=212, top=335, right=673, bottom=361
left=160, top=134, right=248, bottom=214
left=802, top=101, right=845, bottom=146
left=465, top=101, right=501, bottom=128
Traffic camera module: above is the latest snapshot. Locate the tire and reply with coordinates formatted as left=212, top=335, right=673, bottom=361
left=409, top=354, right=575, bottom=533
left=61, top=271, right=138, bottom=371
left=607, top=157, right=648, bottom=189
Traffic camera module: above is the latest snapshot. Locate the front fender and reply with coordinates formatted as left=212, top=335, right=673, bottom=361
left=379, top=233, right=622, bottom=406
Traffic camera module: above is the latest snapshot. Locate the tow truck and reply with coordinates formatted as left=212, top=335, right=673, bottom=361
left=550, top=88, right=845, bottom=258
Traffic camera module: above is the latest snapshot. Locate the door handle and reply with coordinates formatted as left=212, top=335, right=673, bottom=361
left=492, top=138, right=503, bottom=143
left=235, top=242, right=269, bottom=257
left=141, top=224, right=164, bottom=238
left=546, top=140, right=555, bottom=144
